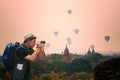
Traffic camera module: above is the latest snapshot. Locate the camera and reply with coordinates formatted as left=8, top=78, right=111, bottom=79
left=40, top=41, right=46, bottom=44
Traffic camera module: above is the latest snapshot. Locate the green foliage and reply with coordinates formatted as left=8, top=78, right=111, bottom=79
left=31, top=54, right=102, bottom=75
left=1, top=52, right=120, bottom=80
left=33, top=74, right=52, bottom=80
left=70, top=58, right=93, bottom=73
left=31, top=60, right=46, bottom=75
left=31, top=58, right=93, bottom=79
left=94, top=57, right=120, bottom=80
left=81, top=53, right=104, bottom=68
left=52, top=61, right=69, bottom=72
left=31, top=59, right=69, bottom=75
left=84, top=53, right=103, bottom=63
left=50, top=54, right=62, bottom=61
left=71, top=72, right=92, bottom=80
left=70, top=54, right=83, bottom=58
left=59, top=71, right=68, bottom=78
left=33, top=72, right=92, bottom=80
left=40, top=74, right=52, bottom=80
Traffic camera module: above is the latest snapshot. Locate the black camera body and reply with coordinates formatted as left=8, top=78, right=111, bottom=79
left=40, top=41, right=46, bottom=44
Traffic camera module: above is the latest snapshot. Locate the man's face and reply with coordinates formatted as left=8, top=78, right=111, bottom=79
left=28, top=39, right=36, bottom=48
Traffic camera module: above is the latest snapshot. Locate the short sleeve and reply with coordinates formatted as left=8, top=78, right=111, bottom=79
left=28, top=48, right=34, bottom=55
left=16, top=48, right=29, bottom=59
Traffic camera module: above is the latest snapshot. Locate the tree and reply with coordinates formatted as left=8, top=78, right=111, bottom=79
left=31, top=60, right=46, bottom=75
left=50, top=54, right=62, bottom=61
left=52, top=61, right=69, bottom=72
left=70, top=58, right=93, bottom=74
left=94, top=58, right=120, bottom=80
left=71, top=72, right=92, bottom=80
left=83, top=53, right=103, bottom=64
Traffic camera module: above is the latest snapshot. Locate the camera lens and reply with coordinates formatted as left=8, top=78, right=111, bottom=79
left=40, top=41, right=46, bottom=44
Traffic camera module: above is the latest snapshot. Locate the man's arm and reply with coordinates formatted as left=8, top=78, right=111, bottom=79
left=25, top=44, right=44, bottom=62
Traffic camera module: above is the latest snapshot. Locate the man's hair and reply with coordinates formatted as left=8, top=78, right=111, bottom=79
left=24, top=34, right=36, bottom=43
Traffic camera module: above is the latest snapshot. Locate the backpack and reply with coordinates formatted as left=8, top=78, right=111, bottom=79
left=2, top=42, right=20, bottom=73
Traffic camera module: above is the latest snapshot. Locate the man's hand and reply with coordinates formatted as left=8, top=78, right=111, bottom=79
left=36, top=43, right=44, bottom=48
left=36, top=43, right=45, bottom=52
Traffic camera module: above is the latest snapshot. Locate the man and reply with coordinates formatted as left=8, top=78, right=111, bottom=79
left=11, top=34, right=44, bottom=80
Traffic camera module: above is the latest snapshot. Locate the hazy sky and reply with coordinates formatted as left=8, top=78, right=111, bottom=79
left=0, top=0, right=120, bottom=55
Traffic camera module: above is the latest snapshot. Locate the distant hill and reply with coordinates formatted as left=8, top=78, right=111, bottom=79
left=98, top=50, right=120, bottom=56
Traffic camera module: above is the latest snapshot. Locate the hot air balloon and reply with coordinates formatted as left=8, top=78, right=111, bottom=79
left=74, top=29, right=79, bottom=34
left=104, top=35, right=110, bottom=42
left=54, top=31, right=59, bottom=37
left=90, top=44, right=95, bottom=49
left=45, top=43, right=51, bottom=49
left=66, top=37, right=72, bottom=45
left=67, top=10, right=72, bottom=15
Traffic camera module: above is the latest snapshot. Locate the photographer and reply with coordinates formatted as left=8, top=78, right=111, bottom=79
left=11, top=34, right=45, bottom=80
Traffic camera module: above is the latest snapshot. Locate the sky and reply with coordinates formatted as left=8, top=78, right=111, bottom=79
left=0, top=0, right=120, bottom=55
